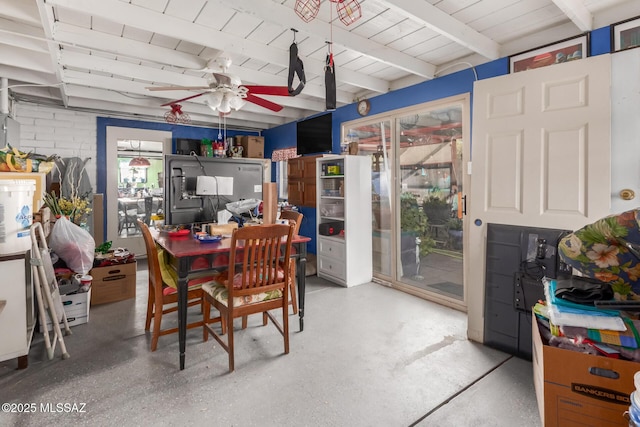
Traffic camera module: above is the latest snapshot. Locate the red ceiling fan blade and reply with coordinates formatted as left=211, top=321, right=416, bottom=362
left=244, top=85, right=291, bottom=96
left=147, top=85, right=210, bottom=91
left=246, top=93, right=284, bottom=112
left=160, top=93, right=205, bottom=107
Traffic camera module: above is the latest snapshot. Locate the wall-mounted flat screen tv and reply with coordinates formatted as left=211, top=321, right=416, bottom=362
left=296, top=112, right=333, bottom=155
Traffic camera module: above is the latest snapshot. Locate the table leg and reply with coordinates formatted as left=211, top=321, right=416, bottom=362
left=296, top=242, right=307, bottom=332
left=177, top=257, right=189, bottom=370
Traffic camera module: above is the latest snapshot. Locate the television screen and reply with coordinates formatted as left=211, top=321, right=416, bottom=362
left=296, top=113, right=333, bottom=155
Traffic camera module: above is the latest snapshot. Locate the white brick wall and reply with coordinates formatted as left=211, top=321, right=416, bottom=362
left=14, top=104, right=98, bottom=190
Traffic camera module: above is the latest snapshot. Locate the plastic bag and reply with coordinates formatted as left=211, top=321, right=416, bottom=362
left=226, top=198, right=260, bottom=217
left=49, top=216, right=95, bottom=275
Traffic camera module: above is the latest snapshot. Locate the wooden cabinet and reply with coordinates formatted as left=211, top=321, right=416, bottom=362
left=316, top=155, right=372, bottom=287
left=287, top=155, right=320, bottom=207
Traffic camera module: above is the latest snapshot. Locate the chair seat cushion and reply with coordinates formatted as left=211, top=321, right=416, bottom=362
left=202, top=281, right=282, bottom=307
left=162, top=275, right=216, bottom=296
left=158, top=246, right=220, bottom=294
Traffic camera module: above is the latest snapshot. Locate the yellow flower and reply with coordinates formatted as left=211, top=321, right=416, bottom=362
left=43, top=192, right=92, bottom=225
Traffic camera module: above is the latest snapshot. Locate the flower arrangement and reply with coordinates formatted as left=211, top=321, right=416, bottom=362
left=43, top=191, right=92, bottom=226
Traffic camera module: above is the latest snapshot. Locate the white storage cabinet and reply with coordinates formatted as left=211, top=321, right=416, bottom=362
left=0, top=252, right=35, bottom=368
left=316, top=155, right=372, bottom=287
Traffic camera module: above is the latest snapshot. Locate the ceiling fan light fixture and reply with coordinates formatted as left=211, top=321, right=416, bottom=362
left=205, top=91, right=224, bottom=111
left=228, top=94, right=245, bottom=110
left=218, top=94, right=232, bottom=114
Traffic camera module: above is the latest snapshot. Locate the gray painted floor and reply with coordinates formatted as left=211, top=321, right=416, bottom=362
left=0, top=262, right=541, bottom=426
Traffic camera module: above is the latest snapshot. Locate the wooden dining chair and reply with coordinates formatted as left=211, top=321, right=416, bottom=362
left=278, top=209, right=303, bottom=314
left=202, top=223, right=295, bottom=372
left=138, top=219, right=220, bottom=351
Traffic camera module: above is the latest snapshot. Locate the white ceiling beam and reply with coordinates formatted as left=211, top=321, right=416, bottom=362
left=35, top=0, right=68, bottom=107
left=0, top=64, right=59, bottom=86
left=64, top=84, right=293, bottom=126
left=68, top=97, right=284, bottom=130
left=220, top=0, right=436, bottom=79
left=552, top=0, right=593, bottom=32
left=54, top=24, right=352, bottom=104
left=53, top=22, right=210, bottom=70
left=0, top=45, right=53, bottom=73
left=0, top=0, right=42, bottom=26
left=59, top=51, right=329, bottom=112
left=8, top=85, right=61, bottom=101
left=0, top=18, right=49, bottom=53
left=46, top=0, right=389, bottom=93
left=374, top=0, right=501, bottom=60
left=67, top=85, right=296, bottom=124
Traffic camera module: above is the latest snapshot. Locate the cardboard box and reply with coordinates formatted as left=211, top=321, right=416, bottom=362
left=90, top=261, right=137, bottom=305
left=236, top=136, right=264, bottom=158
left=532, top=319, right=637, bottom=427
left=40, top=289, right=91, bottom=332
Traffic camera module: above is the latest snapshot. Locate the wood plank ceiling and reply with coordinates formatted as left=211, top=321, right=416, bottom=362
left=0, top=0, right=638, bottom=130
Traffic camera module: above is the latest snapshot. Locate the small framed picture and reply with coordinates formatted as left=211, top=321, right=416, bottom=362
left=509, top=34, right=589, bottom=73
left=612, top=16, right=640, bottom=52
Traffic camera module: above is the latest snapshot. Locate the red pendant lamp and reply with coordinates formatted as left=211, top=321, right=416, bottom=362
left=129, top=141, right=151, bottom=168
left=331, top=0, right=361, bottom=26
left=295, top=0, right=361, bottom=26
left=294, top=0, right=320, bottom=23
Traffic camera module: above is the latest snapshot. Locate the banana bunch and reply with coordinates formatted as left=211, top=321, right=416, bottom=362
left=0, top=144, right=57, bottom=173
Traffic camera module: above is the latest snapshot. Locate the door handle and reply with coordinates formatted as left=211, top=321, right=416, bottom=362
left=462, top=195, right=467, bottom=215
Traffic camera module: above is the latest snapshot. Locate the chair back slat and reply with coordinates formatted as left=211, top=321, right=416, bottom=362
left=227, top=224, right=294, bottom=297
left=137, top=219, right=162, bottom=289
left=279, top=210, right=303, bottom=235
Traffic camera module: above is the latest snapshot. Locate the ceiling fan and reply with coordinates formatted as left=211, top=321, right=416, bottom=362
left=146, top=57, right=290, bottom=114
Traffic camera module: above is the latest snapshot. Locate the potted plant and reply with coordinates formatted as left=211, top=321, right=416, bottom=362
left=422, top=195, right=450, bottom=225
left=400, top=192, right=435, bottom=256
left=447, top=217, right=463, bottom=250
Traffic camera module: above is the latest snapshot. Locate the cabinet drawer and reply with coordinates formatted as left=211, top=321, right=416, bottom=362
left=318, top=256, right=346, bottom=280
left=317, top=238, right=345, bottom=259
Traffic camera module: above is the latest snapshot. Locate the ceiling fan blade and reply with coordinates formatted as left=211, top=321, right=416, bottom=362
left=244, top=85, right=290, bottom=96
left=160, top=93, right=205, bottom=107
left=246, top=93, right=284, bottom=112
left=146, top=85, right=210, bottom=91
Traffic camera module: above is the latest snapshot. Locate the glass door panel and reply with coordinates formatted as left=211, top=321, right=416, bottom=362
left=106, top=127, right=171, bottom=256
left=396, top=105, right=464, bottom=302
left=345, top=120, right=393, bottom=279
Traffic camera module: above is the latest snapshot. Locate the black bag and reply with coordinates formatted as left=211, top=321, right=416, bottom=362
left=325, top=53, right=336, bottom=110
left=288, top=42, right=306, bottom=96
left=554, top=276, right=613, bottom=304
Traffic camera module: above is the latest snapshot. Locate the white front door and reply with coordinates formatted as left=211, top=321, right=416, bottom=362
left=106, top=127, right=172, bottom=256
left=467, top=54, right=612, bottom=342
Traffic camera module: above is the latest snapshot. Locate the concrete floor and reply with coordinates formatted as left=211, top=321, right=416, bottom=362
left=0, top=262, right=541, bottom=426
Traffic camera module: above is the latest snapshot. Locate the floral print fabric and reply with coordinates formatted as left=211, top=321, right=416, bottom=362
left=558, top=209, right=640, bottom=300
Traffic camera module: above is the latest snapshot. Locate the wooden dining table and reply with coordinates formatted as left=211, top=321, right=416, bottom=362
left=152, top=228, right=311, bottom=370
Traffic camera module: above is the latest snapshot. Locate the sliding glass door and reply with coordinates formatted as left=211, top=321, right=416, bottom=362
left=343, top=95, right=469, bottom=310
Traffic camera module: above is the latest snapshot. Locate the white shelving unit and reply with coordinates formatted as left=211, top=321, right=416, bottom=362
left=316, top=155, right=372, bottom=287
